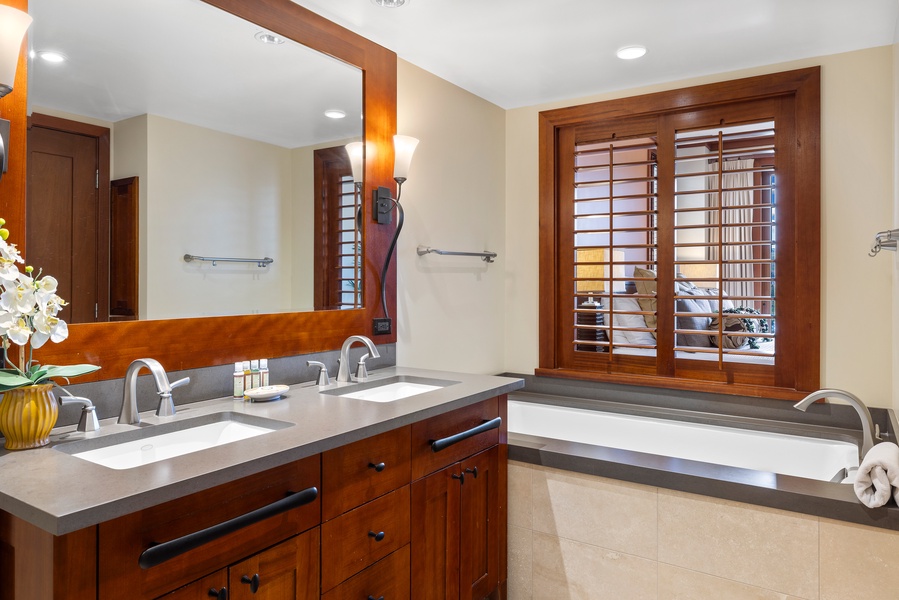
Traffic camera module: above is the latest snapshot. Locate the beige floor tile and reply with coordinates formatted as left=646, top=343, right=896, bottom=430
left=531, top=465, right=658, bottom=559
left=508, top=461, right=533, bottom=529
left=659, top=563, right=807, bottom=600
left=508, top=525, right=533, bottom=600
left=658, top=489, right=818, bottom=599
left=820, top=518, right=899, bottom=600
left=532, top=530, right=657, bottom=600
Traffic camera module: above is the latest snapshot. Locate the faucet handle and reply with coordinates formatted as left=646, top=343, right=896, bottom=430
left=355, top=354, right=370, bottom=381
left=307, top=361, right=330, bottom=386
left=168, top=377, right=190, bottom=391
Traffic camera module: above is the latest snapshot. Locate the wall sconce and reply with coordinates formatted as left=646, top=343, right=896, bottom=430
left=374, top=135, right=418, bottom=323
left=0, top=5, right=33, bottom=181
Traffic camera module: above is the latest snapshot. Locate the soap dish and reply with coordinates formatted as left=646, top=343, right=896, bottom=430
left=244, top=384, right=289, bottom=402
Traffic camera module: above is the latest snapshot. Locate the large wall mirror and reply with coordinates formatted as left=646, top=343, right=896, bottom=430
left=7, top=0, right=398, bottom=381
left=29, top=0, right=365, bottom=322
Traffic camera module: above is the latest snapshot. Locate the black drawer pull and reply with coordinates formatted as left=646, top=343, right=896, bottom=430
left=138, top=486, right=318, bottom=569
left=208, top=588, right=228, bottom=599
left=368, top=530, right=386, bottom=542
left=241, top=573, right=260, bottom=593
left=431, top=417, right=501, bottom=453
left=368, top=596, right=385, bottom=600
left=452, top=472, right=465, bottom=484
left=368, top=461, right=386, bottom=472
left=465, top=466, right=479, bottom=479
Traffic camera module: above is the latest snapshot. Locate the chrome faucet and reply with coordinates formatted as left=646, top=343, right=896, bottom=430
left=336, top=335, right=380, bottom=383
left=119, top=358, right=191, bottom=425
left=794, top=388, right=882, bottom=460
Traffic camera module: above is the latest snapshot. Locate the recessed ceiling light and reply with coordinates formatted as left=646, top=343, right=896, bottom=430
left=35, top=50, right=66, bottom=63
left=616, top=46, right=647, bottom=60
left=371, top=0, right=408, bottom=7
left=254, top=31, right=285, bottom=45
left=324, top=109, right=346, bottom=119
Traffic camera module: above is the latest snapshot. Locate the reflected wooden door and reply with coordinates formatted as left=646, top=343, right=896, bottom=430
left=27, top=116, right=109, bottom=324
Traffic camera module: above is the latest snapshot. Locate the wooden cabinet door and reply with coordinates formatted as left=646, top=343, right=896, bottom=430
left=411, top=463, right=461, bottom=600
left=228, top=527, right=320, bottom=600
left=156, top=571, right=227, bottom=599
left=459, top=447, right=499, bottom=600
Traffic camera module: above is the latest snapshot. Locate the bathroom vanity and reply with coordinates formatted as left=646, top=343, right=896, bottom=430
left=0, top=367, right=522, bottom=600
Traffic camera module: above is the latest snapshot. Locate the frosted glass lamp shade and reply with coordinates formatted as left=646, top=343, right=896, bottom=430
left=0, top=6, right=32, bottom=98
left=575, top=248, right=626, bottom=293
left=345, top=141, right=364, bottom=183
left=393, top=135, right=418, bottom=181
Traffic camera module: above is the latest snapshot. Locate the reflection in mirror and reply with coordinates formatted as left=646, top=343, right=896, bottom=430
left=27, top=0, right=363, bottom=323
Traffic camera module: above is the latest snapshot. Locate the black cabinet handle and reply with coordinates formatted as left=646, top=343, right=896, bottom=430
left=208, top=588, right=228, bottom=599
left=241, top=573, right=260, bottom=593
left=452, top=472, right=465, bottom=484
left=138, top=486, right=318, bottom=569
left=368, top=530, right=386, bottom=542
left=368, top=596, right=385, bottom=600
left=464, top=466, right=479, bottom=479
left=368, top=462, right=386, bottom=472
left=430, top=417, right=501, bottom=453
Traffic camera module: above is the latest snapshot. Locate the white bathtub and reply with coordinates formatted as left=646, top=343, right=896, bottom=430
left=508, top=399, right=860, bottom=482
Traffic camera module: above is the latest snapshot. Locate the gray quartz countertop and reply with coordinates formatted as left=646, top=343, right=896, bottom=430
left=0, top=367, right=523, bottom=535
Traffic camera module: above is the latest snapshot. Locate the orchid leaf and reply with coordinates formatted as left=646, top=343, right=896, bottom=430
left=0, top=370, right=35, bottom=391
left=40, top=364, right=101, bottom=381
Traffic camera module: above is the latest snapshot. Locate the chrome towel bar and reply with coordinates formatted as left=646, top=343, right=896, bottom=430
left=184, top=254, right=273, bottom=267
left=869, top=229, right=899, bottom=257
left=417, top=245, right=497, bottom=263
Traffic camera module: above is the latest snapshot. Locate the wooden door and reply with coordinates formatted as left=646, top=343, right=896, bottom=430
left=27, top=116, right=109, bottom=324
left=411, top=463, right=462, bottom=600
left=459, top=447, right=499, bottom=600
left=109, top=177, right=139, bottom=320
left=228, top=528, right=319, bottom=600
left=156, top=571, right=227, bottom=599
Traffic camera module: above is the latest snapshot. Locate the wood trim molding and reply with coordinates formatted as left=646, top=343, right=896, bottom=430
left=18, top=0, right=399, bottom=381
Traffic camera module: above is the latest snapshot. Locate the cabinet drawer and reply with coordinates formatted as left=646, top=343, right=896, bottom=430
left=411, top=398, right=500, bottom=480
left=99, top=455, right=321, bottom=600
left=321, top=485, right=411, bottom=592
left=321, top=545, right=410, bottom=600
left=322, top=425, right=411, bottom=521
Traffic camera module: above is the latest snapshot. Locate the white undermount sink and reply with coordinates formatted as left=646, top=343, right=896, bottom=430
left=324, top=375, right=459, bottom=403
left=54, top=412, right=293, bottom=470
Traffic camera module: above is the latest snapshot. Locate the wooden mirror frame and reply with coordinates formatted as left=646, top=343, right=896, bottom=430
left=0, top=0, right=398, bottom=382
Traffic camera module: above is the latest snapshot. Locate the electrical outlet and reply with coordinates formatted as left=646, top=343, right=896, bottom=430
left=373, top=318, right=392, bottom=335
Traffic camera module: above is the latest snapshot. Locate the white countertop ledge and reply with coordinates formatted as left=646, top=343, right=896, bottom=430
left=0, top=367, right=523, bottom=535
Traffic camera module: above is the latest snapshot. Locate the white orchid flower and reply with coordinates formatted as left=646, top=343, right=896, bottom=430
left=0, top=284, right=36, bottom=317
left=31, top=311, right=67, bottom=348
left=0, top=261, right=19, bottom=282
left=6, top=317, right=31, bottom=346
left=0, top=240, right=23, bottom=264
left=35, top=275, right=58, bottom=295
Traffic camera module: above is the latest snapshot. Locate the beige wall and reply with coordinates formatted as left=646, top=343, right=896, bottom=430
left=396, top=60, right=507, bottom=373
left=509, top=461, right=899, bottom=599
left=501, top=46, right=896, bottom=408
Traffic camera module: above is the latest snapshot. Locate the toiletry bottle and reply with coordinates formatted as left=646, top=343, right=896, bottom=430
left=259, top=358, right=270, bottom=386
left=242, top=360, right=251, bottom=393
left=250, top=359, right=261, bottom=389
left=233, top=361, right=244, bottom=398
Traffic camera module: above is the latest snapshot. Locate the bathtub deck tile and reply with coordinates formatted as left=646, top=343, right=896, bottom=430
left=530, top=464, right=658, bottom=560
left=819, top=517, right=899, bottom=599
left=532, top=530, right=657, bottom=600
left=658, top=489, right=818, bottom=599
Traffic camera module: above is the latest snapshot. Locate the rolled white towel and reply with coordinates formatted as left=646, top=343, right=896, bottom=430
left=853, top=442, right=899, bottom=508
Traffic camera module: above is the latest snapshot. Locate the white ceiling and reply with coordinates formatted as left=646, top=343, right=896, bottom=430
left=291, top=0, right=899, bottom=109
left=28, top=0, right=363, bottom=148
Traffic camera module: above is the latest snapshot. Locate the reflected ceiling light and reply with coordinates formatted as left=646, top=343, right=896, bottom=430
left=324, top=109, right=346, bottom=119
left=35, top=50, right=66, bottom=64
left=371, top=0, right=408, bottom=7
left=254, top=31, right=285, bottom=45
left=616, top=45, right=647, bottom=60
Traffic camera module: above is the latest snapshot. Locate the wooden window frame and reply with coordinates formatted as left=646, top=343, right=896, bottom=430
left=537, top=68, right=820, bottom=400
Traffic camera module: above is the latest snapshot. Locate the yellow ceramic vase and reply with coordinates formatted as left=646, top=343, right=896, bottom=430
left=0, top=383, right=58, bottom=450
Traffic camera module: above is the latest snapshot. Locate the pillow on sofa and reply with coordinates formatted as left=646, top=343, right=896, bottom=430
left=676, top=289, right=716, bottom=347
left=632, top=267, right=658, bottom=337
left=708, top=315, right=748, bottom=349
left=611, top=296, right=656, bottom=346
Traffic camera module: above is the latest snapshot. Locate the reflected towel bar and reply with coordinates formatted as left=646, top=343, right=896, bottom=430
left=417, top=245, right=497, bottom=263
left=184, top=254, right=273, bottom=267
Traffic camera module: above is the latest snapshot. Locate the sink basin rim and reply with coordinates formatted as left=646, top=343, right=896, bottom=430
left=53, top=411, right=294, bottom=457
left=321, top=375, right=459, bottom=402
